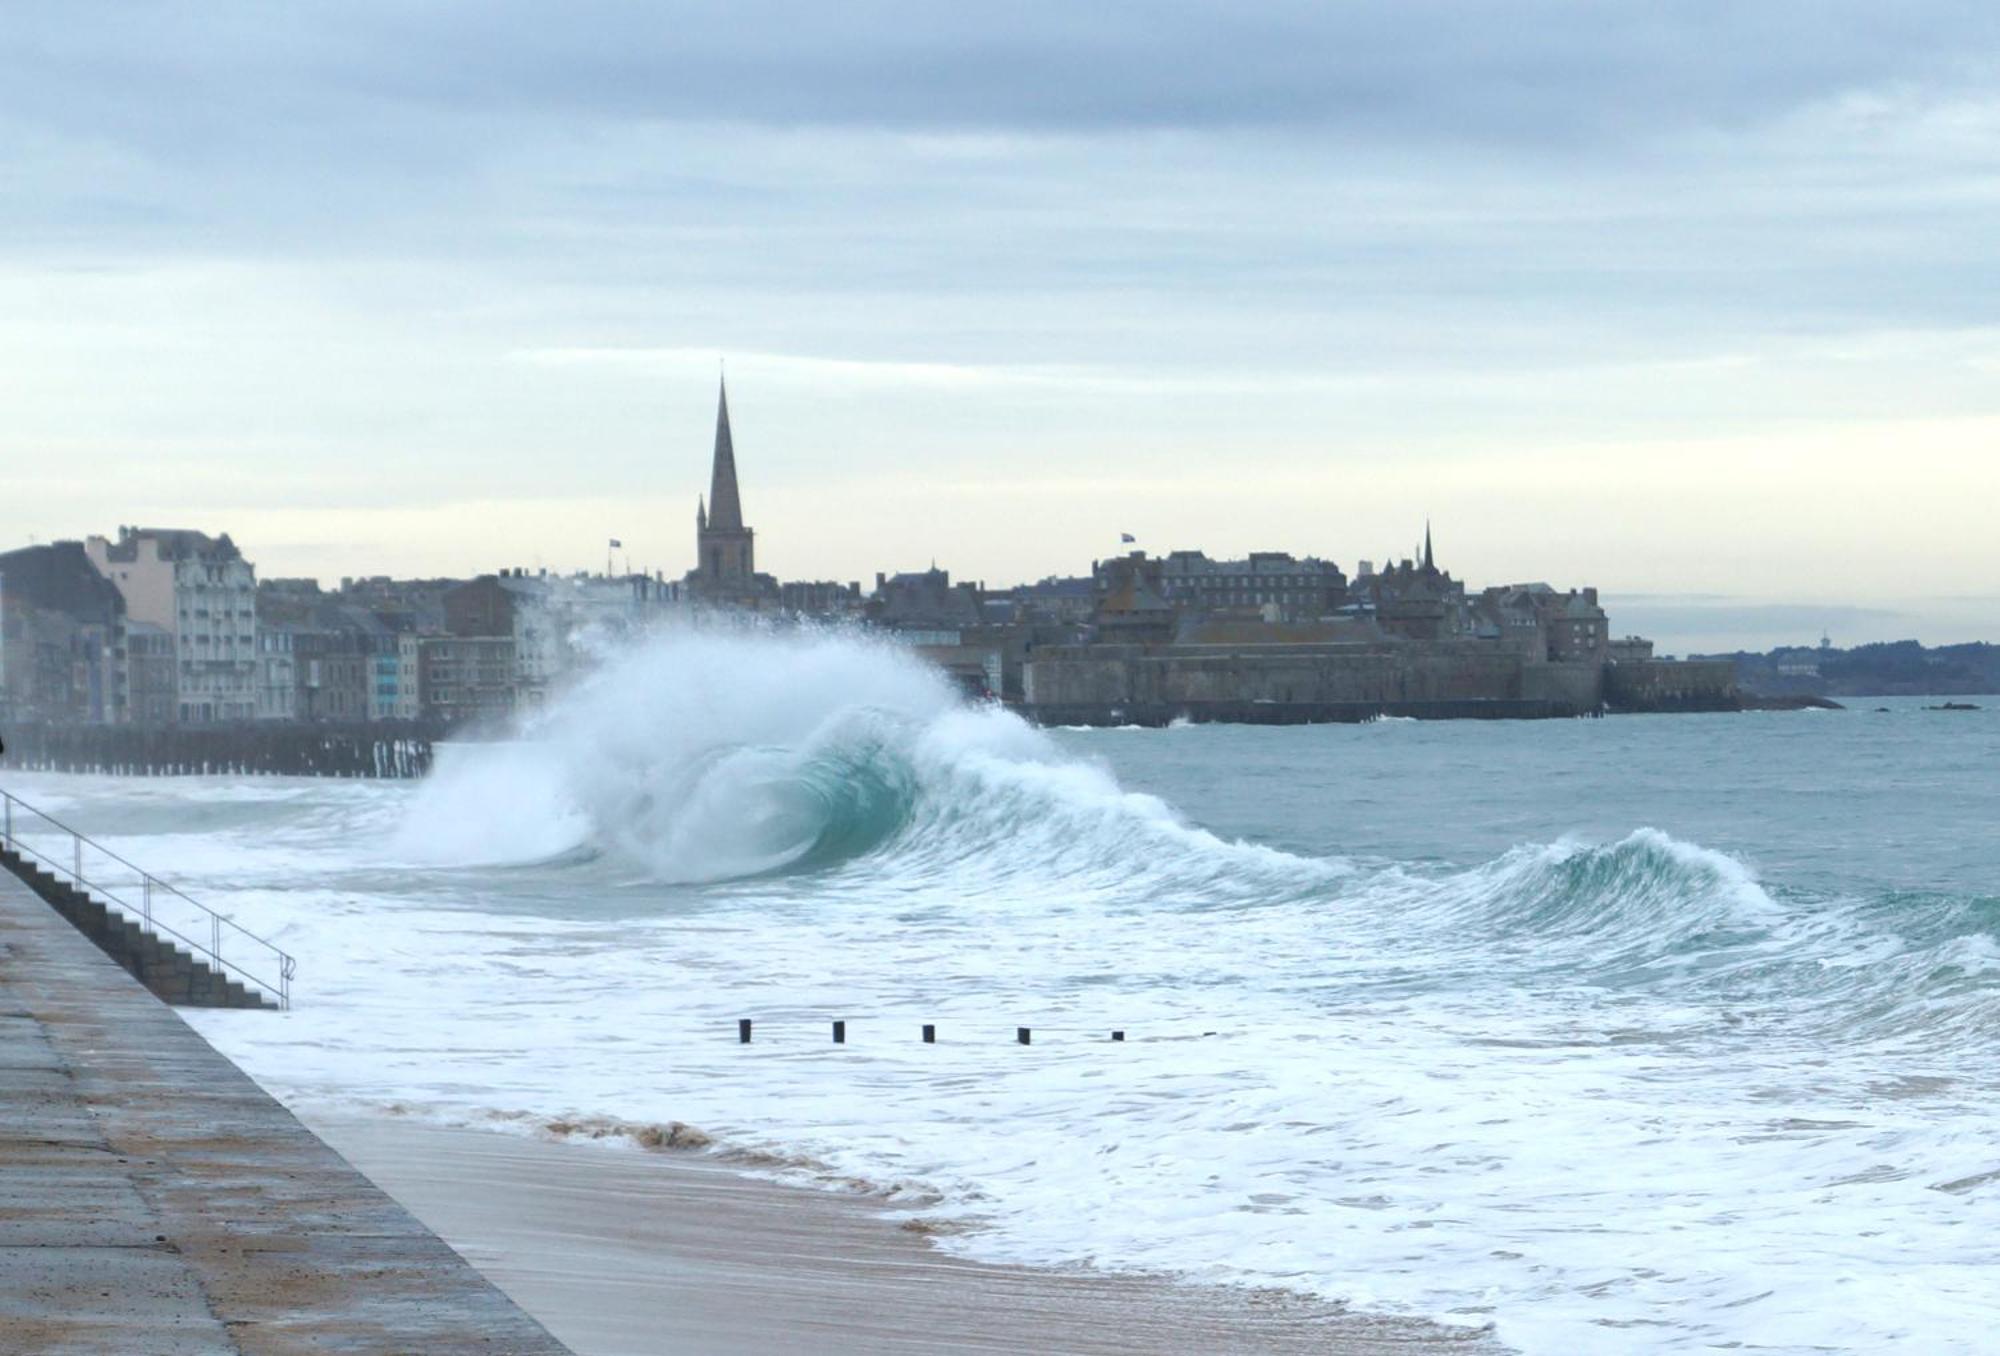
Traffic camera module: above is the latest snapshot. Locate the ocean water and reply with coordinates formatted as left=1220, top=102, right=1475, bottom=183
left=8, top=630, right=1998, bottom=1354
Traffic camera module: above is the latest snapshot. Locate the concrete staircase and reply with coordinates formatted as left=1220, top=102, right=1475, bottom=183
left=0, top=846, right=275, bottom=1009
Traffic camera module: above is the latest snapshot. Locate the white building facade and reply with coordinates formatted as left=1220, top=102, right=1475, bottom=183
left=86, top=527, right=259, bottom=723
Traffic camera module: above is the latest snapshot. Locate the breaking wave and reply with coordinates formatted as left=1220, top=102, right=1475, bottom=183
left=399, top=627, right=1332, bottom=896
left=1388, top=828, right=1779, bottom=953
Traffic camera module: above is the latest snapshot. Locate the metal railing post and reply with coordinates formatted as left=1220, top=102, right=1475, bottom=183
left=0, top=786, right=294, bottom=1010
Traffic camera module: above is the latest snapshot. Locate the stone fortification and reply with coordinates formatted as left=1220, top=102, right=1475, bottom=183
left=1025, top=640, right=1607, bottom=724
left=1602, top=658, right=1739, bottom=713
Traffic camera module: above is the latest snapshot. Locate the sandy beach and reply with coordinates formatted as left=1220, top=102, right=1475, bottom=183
left=301, top=1111, right=1507, bottom=1356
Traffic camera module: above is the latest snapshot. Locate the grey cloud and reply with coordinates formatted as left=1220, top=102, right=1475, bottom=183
left=444, top=3, right=1992, bottom=140
left=7, top=1, right=1998, bottom=151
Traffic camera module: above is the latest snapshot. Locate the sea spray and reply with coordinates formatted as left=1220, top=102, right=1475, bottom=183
left=397, top=626, right=956, bottom=876
left=398, top=625, right=1333, bottom=897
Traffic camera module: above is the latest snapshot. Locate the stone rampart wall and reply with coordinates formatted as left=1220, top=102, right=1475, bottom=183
left=1602, top=659, right=1738, bottom=712
left=1025, top=642, right=1604, bottom=719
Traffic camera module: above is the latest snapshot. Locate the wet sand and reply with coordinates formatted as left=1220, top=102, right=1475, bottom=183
left=302, top=1111, right=1507, bottom=1356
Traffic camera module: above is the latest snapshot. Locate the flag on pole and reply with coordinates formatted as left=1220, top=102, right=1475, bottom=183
left=1120, top=532, right=1136, bottom=543
left=608, top=538, right=623, bottom=549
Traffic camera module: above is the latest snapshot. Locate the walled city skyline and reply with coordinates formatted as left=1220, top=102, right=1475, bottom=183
left=13, top=365, right=1990, bottom=658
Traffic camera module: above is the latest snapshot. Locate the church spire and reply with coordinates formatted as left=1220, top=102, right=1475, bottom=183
left=707, top=376, right=744, bottom=531
left=1423, top=520, right=1434, bottom=573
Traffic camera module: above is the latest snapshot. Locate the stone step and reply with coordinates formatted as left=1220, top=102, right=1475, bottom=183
left=2, top=844, right=278, bottom=1011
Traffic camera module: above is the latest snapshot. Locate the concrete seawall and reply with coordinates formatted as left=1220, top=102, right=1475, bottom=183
left=0, top=870, right=569, bottom=1354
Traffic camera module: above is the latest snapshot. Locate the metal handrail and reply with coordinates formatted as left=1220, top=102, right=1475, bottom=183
left=0, top=788, right=293, bottom=1010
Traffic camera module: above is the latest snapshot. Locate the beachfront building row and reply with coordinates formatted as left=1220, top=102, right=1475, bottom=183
left=0, top=533, right=687, bottom=726
left=0, top=383, right=1676, bottom=725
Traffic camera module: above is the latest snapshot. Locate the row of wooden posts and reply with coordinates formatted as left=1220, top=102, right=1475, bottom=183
left=0, top=721, right=446, bottom=779
left=737, top=1019, right=1126, bottom=1045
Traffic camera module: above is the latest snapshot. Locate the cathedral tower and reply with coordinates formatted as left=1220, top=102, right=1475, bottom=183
left=693, top=377, right=755, bottom=591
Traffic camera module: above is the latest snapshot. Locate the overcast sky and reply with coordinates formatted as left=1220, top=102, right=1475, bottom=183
left=4, top=2, right=1997, bottom=652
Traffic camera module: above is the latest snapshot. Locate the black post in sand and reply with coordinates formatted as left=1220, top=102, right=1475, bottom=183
left=738, top=1018, right=752, bottom=1043
left=833, top=1020, right=846, bottom=1044
left=1017, top=1026, right=1031, bottom=1045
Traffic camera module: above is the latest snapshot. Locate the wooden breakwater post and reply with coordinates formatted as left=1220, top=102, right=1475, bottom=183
left=726, top=1020, right=1133, bottom=1046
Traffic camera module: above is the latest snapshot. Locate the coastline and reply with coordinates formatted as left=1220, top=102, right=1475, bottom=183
left=301, top=1110, right=1509, bottom=1356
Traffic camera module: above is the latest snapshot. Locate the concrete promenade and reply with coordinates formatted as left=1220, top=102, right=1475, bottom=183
left=0, top=871, right=569, bottom=1355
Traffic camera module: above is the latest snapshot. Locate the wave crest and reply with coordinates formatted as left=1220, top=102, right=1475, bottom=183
left=1359, top=829, right=1780, bottom=980
left=399, top=628, right=1326, bottom=894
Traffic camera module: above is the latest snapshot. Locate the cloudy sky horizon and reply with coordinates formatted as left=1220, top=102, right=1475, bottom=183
left=4, top=2, right=1997, bottom=653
